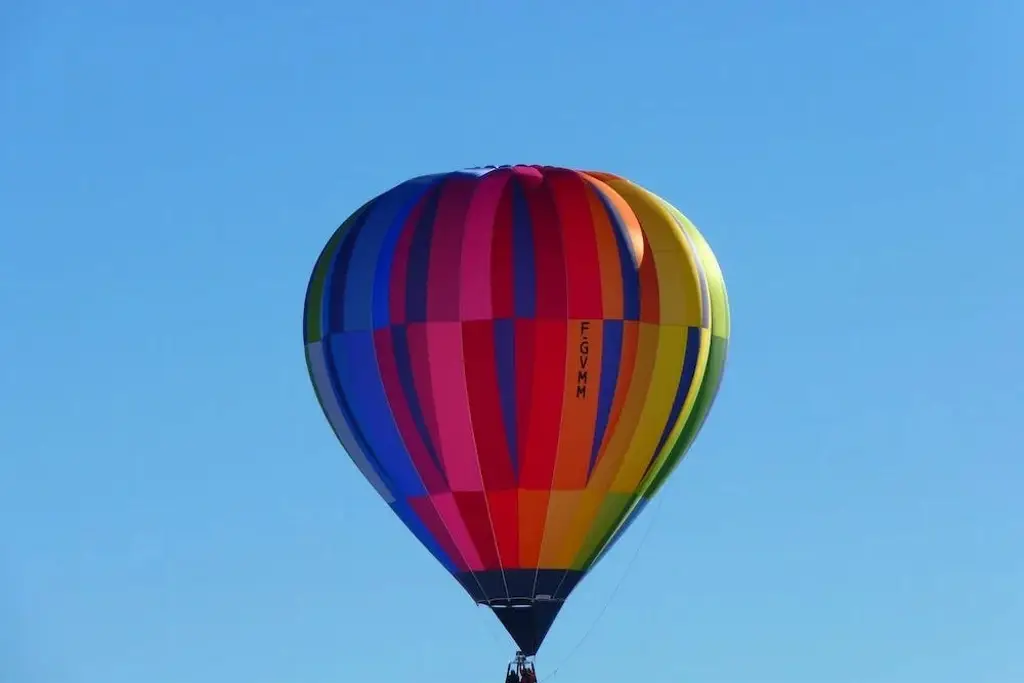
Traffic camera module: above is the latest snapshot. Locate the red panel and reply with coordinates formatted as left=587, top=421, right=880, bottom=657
left=489, top=185, right=516, bottom=319
left=639, top=232, right=661, bottom=324
left=525, top=175, right=567, bottom=320
left=517, top=489, right=550, bottom=568
left=405, top=322, right=443, bottom=469
left=487, top=489, right=520, bottom=569
left=462, top=320, right=515, bottom=490
left=548, top=170, right=603, bottom=319
left=519, top=319, right=568, bottom=489
left=427, top=178, right=474, bottom=322
left=453, top=491, right=500, bottom=570
left=408, top=495, right=467, bottom=571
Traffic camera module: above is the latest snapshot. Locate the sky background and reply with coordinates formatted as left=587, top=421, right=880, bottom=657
left=2, top=0, right=1022, bottom=682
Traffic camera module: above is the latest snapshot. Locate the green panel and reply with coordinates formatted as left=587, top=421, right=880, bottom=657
left=570, top=492, right=636, bottom=569
left=580, top=334, right=729, bottom=573
left=640, top=334, right=729, bottom=501
left=663, top=203, right=731, bottom=340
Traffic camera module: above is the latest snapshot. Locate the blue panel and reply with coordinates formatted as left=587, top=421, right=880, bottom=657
left=493, top=318, right=519, bottom=480
left=328, top=331, right=426, bottom=497
left=510, top=178, right=537, bottom=319
left=345, top=178, right=446, bottom=331
left=389, top=498, right=457, bottom=573
left=308, top=340, right=396, bottom=501
left=371, top=174, right=451, bottom=329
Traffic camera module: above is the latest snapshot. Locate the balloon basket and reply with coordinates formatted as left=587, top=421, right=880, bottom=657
left=506, top=651, right=537, bottom=682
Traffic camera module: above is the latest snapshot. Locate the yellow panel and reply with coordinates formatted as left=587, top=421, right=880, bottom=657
left=537, top=490, right=584, bottom=569
left=610, top=324, right=687, bottom=493
left=662, top=202, right=731, bottom=339
left=602, top=178, right=704, bottom=327
left=555, top=486, right=608, bottom=567
left=636, top=326, right=712, bottom=493
left=571, top=492, right=633, bottom=569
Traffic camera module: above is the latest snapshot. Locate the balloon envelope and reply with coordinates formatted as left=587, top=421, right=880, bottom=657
left=303, top=165, right=730, bottom=655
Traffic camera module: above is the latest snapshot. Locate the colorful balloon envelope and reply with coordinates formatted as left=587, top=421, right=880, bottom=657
left=303, top=165, right=730, bottom=659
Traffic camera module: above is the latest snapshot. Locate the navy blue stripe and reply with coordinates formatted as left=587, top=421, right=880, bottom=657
left=642, top=326, right=703, bottom=481
left=595, top=192, right=641, bottom=321
left=390, top=324, right=449, bottom=487
left=404, top=185, right=443, bottom=323
left=493, top=318, right=519, bottom=480
left=510, top=179, right=537, bottom=319
left=325, top=207, right=374, bottom=333
left=372, top=174, right=450, bottom=329
left=587, top=319, right=623, bottom=478
left=303, top=201, right=372, bottom=344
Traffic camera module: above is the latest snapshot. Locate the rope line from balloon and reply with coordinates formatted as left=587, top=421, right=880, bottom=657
left=538, top=495, right=665, bottom=682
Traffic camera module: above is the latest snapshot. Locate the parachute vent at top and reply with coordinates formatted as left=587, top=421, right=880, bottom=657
left=303, top=164, right=731, bottom=659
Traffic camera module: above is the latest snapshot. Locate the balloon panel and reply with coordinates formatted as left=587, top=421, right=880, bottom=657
left=303, top=165, right=729, bottom=654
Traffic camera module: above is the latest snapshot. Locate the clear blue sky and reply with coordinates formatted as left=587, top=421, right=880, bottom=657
left=2, top=1, right=1021, bottom=681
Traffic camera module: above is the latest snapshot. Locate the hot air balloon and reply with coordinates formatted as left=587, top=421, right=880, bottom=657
left=302, top=165, right=730, bottom=678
